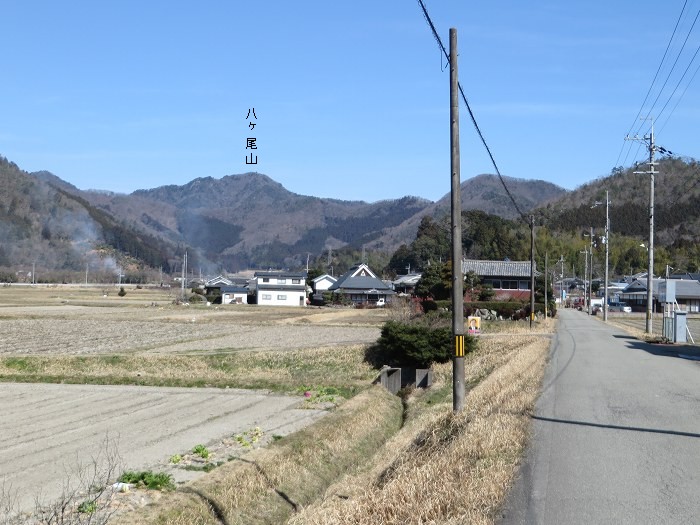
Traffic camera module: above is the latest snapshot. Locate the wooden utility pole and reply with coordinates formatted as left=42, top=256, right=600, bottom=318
left=449, top=28, right=465, bottom=412
left=646, top=125, right=656, bottom=334
left=628, top=118, right=656, bottom=334
left=604, top=191, right=610, bottom=322
left=544, top=253, right=548, bottom=319
left=529, top=215, right=535, bottom=328
left=589, top=226, right=594, bottom=315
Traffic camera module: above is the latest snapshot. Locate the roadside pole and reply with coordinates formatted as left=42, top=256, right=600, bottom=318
left=530, top=215, right=535, bottom=328
left=449, top=28, right=465, bottom=412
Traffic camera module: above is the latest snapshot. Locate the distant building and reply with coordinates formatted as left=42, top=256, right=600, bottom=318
left=220, top=286, right=249, bottom=305
left=328, top=263, right=394, bottom=305
left=392, top=273, right=422, bottom=295
left=311, top=274, right=337, bottom=294
left=254, top=270, right=307, bottom=307
left=206, top=275, right=233, bottom=287
left=620, top=278, right=700, bottom=313
left=461, top=259, right=537, bottom=301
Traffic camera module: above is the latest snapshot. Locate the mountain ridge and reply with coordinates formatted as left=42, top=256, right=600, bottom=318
left=0, top=153, right=566, bottom=276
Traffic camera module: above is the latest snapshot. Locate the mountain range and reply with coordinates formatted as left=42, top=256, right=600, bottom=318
left=0, top=154, right=566, bottom=277
left=2, top=153, right=698, bottom=280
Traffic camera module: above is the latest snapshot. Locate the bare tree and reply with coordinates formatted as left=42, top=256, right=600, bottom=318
left=2, top=436, right=122, bottom=525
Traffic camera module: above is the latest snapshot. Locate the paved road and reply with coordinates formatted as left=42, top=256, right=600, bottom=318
left=500, top=309, right=700, bottom=524
left=0, top=383, right=325, bottom=514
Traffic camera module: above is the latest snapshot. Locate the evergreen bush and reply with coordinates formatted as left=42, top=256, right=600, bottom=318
left=367, top=320, right=475, bottom=369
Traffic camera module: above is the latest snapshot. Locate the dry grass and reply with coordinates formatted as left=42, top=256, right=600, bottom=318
left=482, top=316, right=556, bottom=335
left=0, top=345, right=377, bottom=394
left=113, top=386, right=403, bottom=525
left=287, top=330, right=552, bottom=525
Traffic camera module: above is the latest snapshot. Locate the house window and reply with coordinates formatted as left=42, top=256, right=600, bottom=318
left=502, top=280, right=518, bottom=290
left=262, top=294, right=271, bottom=300
left=262, top=278, right=270, bottom=283
left=488, top=279, right=501, bottom=289
left=277, top=294, right=287, bottom=300
left=519, top=281, right=529, bottom=290
left=292, top=279, right=300, bottom=284
left=278, top=278, right=286, bottom=284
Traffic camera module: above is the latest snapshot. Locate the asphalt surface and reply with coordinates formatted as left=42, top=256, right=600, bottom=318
left=0, top=383, right=326, bottom=514
left=500, top=308, right=700, bottom=524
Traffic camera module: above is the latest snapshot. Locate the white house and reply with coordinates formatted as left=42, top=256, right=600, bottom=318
left=312, top=274, right=337, bottom=293
left=254, top=271, right=307, bottom=307
left=220, top=286, right=249, bottom=305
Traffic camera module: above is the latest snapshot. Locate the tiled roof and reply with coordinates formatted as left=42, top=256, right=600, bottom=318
left=622, top=278, right=700, bottom=299
left=461, top=259, right=536, bottom=277
left=220, top=286, right=249, bottom=294
left=312, top=274, right=337, bottom=284
left=329, top=264, right=392, bottom=292
left=254, top=271, right=307, bottom=279
left=206, top=275, right=233, bottom=286
left=393, top=273, right=422, bottom=285
left=657, top=279, right=700, bottom=298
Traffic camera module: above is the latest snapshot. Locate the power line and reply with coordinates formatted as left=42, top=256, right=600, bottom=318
left=416, top=0, right=528, bottom=224
left=637, top=6, right=700, bottom=137
left=658, top=56, right=700, bottom=135
left=658, top=45, right=700, bottom=122
left=615, top=0, right=689, bottom=169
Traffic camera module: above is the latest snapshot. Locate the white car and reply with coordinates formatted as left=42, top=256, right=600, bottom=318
left=376, top=298, right=385, bottom=307
left=609, top=302, right=632, bottom=313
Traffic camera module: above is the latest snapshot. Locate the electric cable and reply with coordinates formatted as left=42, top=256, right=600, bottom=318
left=654, top=41, right=700, bottom=137
left=636, top=6, right=700, bottom=138
left=615, top=0, right=689, bottom=168
left=416, top=0, right=528, bottom=224
left=657, top=56, right=700, bottom=136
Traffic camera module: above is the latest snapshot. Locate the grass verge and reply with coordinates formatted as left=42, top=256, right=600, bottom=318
left=288, top=327, right=553, bottom=524
left=0, top=345, right=376, bottom=395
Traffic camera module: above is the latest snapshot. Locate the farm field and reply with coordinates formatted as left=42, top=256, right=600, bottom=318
left=0, top=284, right=388, bottom=520
left=0, top=284, right=558, bottom=524
left=0, top=284, right=385, bottom=356
left=0, top=382, right=329, bottom=518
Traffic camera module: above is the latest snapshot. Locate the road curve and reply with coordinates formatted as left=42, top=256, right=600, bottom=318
left=500, top=308, right=700, bottom=524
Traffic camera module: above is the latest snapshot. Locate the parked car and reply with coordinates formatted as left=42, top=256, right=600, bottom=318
left=376, top=298, right=385, bottom=307
left=609, top=301, right=632, bottom=313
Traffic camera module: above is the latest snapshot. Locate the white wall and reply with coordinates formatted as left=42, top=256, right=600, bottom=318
left=257, top=290, right=306, bottom=307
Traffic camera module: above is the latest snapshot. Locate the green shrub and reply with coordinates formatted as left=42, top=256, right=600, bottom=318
left=118, top=470, right=175, bottom=491
left=77, top=500, right=97, bottom=514
left=192, top=444, right=210, bottom=459
left=367, top=320, right=475, bottom=368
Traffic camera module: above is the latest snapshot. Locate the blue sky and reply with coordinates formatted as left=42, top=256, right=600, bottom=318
left=1, top=1, right=698, bottom=202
